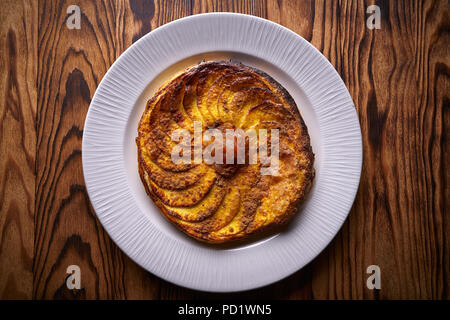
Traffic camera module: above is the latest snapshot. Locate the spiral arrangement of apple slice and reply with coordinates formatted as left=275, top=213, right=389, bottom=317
left=137, top=61, right=314, bottom=243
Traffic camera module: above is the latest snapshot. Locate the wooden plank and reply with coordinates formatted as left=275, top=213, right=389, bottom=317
left=34, top=0, right=161, bottom=299
left=0, top=0, right=37, bottom=299
left=267, top=0, right=450, bottom=299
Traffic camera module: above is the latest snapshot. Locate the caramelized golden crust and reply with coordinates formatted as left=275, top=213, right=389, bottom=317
left=137, top=61, right=315, bottom=243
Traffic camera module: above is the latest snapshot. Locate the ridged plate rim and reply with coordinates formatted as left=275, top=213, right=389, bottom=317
left=82, top=12, right=362, bottom=292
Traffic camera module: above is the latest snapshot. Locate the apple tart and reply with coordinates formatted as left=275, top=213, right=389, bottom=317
left=136, top=61, right=314, bottom=243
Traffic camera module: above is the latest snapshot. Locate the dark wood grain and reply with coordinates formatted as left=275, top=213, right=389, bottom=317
left=0, top=0, right=448, bottom=299
left=0, top=0, right=37, bottom=299
left=35, top=0, right=162, bottom=299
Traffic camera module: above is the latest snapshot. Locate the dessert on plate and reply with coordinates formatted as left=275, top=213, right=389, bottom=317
left=136, top=61, right=314, bottom=243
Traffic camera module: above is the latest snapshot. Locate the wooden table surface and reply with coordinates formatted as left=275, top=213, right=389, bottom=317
left=0, top=0, right=448, bottom=300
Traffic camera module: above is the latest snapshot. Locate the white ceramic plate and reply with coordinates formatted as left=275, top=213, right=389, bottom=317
left=82, top=13, right=362, bottom=292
